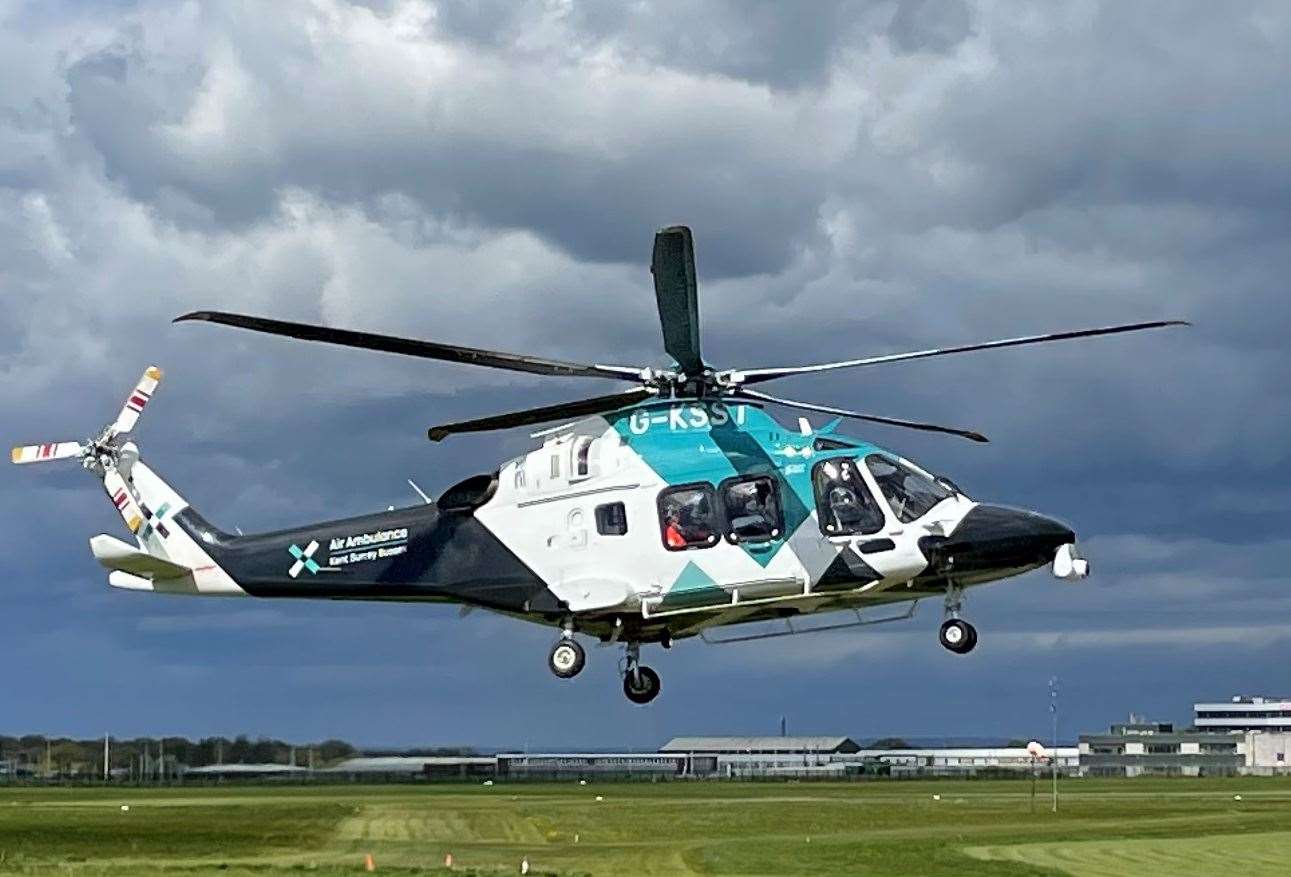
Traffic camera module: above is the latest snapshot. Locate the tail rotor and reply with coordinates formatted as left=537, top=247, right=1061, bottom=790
left=11, top=366, right=164, bottom=472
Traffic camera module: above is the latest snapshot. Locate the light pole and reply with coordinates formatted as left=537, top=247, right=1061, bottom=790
left=1049, top=676, right=1059, bottom=813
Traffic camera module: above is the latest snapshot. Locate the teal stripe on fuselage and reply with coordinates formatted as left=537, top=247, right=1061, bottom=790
left=609, top=400, right=882, bottom=567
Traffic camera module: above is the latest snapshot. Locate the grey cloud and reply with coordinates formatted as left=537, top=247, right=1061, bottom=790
left=434, top=0, right=895, bottom=88
left=889, top=0, right=971, bottom=54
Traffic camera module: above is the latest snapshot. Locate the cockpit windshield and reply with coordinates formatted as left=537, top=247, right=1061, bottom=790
left=812, top=458, right=884, bottom=536
left=864, top=454, right=953, bottom=523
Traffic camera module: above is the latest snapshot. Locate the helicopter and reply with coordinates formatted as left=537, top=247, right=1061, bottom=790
left=13, top=226, right=1185, bottom=703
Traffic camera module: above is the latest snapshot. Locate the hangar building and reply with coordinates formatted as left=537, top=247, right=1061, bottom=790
left=660, top=736, right=860, bottom=777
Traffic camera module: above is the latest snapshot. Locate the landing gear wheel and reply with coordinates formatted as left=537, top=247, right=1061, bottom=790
left=548, top=638, right=585, bottom=679
left=623, top=665, right=661, bottom=704
left=939, top=619, right=977, bottom=654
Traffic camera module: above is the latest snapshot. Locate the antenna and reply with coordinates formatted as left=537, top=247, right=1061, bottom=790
left=407, top=479, right=432, bottom=505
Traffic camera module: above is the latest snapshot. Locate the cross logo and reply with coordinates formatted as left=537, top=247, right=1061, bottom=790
left=288, top=541, right=321, bottom=578
left=139, top=501, right=171, bottom=541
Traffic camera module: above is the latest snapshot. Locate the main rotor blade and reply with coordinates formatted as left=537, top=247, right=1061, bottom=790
left=733, top=320, right=1190, bottom=385
left=175, top=311, right=643, bottom=381
left=428, top=388, right=656, bottom=442
left=651, top=226, right=704, bottom=376
left=732, top=388, right=988, bottom=443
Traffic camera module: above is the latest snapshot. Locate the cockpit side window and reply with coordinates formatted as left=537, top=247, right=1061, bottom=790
left=720, top=476, right=783, bottom=543
left=658, top=484, right=720, bottom=551
left=572, top=436, right=593, bottom=479
left=812, top=459, right=884, bottom=536
left=864, top=454, right=952, bottom=523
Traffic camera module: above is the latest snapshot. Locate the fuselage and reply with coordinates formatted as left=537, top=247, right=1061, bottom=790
left=167, top=399, right=1077, bottom=643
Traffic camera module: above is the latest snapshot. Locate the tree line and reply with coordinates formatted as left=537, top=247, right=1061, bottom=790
left=0, top=734, right=358, bottom=778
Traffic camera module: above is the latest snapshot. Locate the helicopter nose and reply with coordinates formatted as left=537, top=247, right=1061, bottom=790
left=932, top=505, right=1076, bottom=576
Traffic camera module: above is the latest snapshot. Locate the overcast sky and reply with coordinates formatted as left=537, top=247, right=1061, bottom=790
left=2, top=0, right=1289, bottom=750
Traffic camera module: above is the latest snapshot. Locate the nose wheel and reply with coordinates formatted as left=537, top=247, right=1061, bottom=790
left=620, top=642, right=661, bottom=704
left=623, top=665, right=661, bottom=704
left=548, top=636, right=586, bottom=679
left=939, top=618, right=977, bottom=654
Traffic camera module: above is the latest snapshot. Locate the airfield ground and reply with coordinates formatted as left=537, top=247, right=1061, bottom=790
left=2, top=778, right=1290, bottom=875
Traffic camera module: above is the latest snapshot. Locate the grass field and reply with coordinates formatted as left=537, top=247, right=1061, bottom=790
left=3, top=777, right=1291, bottom=875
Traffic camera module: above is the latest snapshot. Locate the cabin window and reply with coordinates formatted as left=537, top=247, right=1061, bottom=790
left=572, top=436, right=593, bottom=479
left=658, top=484, right=719, bottom=550
left=720, top=476, right=783, bottom=543
left=812, top=459, right=884, bottom=535
left=864, top=454, right=952, bottom=523
left=595, top=502, right=628, bottom=536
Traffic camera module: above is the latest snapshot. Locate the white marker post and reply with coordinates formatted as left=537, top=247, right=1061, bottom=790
left=1026, top=741, right=1047, bottom=814
left=1049, top=676, right=1060, bottom=813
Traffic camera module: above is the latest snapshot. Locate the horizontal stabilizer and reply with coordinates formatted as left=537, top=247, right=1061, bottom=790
left=107, top=570, right=155, bottom=592
left=90, top=534, right=190, bottom=580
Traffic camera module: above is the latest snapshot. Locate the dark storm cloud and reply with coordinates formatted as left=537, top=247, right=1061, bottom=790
left=432, top=0, right=896, bottom=88
left=2, top=0, right=1289, bottom=745
left=59, top=4, right=832, bottom=275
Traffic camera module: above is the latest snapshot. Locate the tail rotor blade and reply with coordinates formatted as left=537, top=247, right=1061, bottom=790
left=111, top=366, right=163, bottom=436
left=103, top=469, right=145, bottom=534
left=11, top=442, right=86, bottom=465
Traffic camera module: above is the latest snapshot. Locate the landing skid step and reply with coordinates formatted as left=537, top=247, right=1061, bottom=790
left=698, top=601, right=920, bottom=645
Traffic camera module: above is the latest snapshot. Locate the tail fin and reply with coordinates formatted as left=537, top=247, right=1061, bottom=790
left=12, top=366, right=244, bottom=596
left=94, top=446, right=244, bottom=596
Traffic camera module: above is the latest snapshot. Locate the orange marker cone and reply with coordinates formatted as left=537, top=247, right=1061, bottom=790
left=364, top=852, right=376, bottom=871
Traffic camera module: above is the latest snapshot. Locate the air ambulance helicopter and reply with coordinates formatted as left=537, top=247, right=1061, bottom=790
left=13, top=226, right=1185, bottom=704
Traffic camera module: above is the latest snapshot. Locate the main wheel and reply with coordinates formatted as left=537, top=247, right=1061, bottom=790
left=623, top=665, right=661, bottom=704
left=548, top=638, right=586, bottom=679
left=939, top=619, right=976, bottom=654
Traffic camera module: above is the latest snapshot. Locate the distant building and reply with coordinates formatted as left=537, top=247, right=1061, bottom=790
left=1078, top=716, right=1291, bottom=777
left=660, top=736, right=862, bottom=755
left=0, top=759, right=33, bottom=778
left=183, top=763, right=308, bottom=780
left=1194, top=696, right=1291, bottom=733
left=324, top=756, right=495, bottom=779
left=660, top=736, right=861, bottom=777
left=854, top=746, right=1079, bottom=776
left=496, top=753, right=687, bottom=779
left=653, top=737, right=1078, bottom=778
